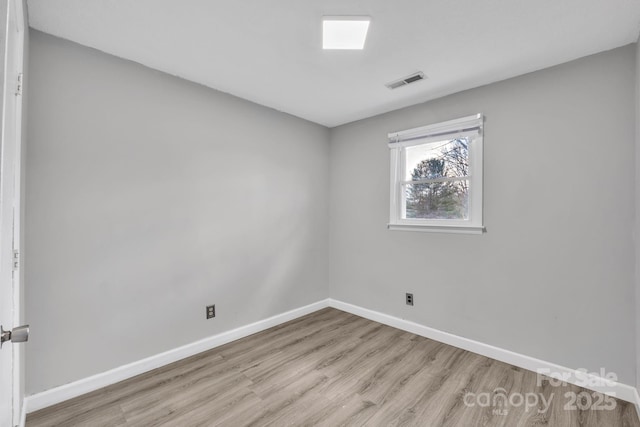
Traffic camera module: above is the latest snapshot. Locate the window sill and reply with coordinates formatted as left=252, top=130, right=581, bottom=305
left=387, top=223, right=485, bottom=234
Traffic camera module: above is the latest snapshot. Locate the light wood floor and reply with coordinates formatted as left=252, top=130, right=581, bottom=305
left=27, top=308, right=640, bottom=426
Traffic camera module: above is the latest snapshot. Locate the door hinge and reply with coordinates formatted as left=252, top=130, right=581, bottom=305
left=16, top=73, right=23, bottom=96
left=12, top=250, right=19, bottom=271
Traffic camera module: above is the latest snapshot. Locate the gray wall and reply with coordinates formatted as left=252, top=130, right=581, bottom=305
left=636, top=39, right=640, bottom=389
left=26, top=31, right=330, bottom=394
left=329, top=45, right=637, bottom=385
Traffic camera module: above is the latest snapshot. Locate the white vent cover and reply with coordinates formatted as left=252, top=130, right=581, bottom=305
left=385, top=72, right=426, bottom=90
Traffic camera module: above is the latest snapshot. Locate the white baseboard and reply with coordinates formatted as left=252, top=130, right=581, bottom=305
left=24, top=297, right=640, bottom=414
left=327, top=299, right=639, bottom=405
left=24, top=299, right=330, bottom=414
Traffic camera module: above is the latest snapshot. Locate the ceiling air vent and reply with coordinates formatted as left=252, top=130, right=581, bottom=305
left=385, top=72, right=426, bottom=90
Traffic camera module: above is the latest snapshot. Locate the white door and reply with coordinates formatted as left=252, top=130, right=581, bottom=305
left=0, top=0, right=25, bottom=426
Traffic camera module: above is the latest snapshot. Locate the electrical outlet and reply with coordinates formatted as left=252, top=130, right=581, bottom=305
left=406, top=293, right=414, bottom=306
left=206, top=305, right=215, bottom=319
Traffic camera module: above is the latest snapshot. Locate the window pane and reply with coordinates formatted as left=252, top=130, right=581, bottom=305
left=405, top=138, right=469, bottom=181
left=404, top=180, right=469, bottom=220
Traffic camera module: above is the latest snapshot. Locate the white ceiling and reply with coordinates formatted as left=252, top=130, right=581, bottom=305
left=27, top=0, right=640, bottom=127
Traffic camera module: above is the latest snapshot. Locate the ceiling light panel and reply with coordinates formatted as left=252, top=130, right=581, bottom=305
left=322, top=16, right=370, bottom=50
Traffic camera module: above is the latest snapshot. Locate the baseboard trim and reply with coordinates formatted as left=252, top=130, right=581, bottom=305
left=326, top=298, right=639, bottom=404
left=24, top=297, right=639, bottom=414
left=24, top=299, right=330, bottom=414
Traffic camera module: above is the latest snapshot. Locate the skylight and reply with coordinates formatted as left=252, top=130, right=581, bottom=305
left=322, top=16, right=370, bottom=50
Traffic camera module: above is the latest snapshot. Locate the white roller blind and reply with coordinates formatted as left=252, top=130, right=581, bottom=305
left=388, top=114, right=483, bottom=149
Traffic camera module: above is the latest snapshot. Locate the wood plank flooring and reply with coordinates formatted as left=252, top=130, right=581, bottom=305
left=27, top=308, right=640, bottom=426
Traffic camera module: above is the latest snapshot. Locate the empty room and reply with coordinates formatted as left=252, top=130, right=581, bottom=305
left=1, top=0, right=640, bottom=426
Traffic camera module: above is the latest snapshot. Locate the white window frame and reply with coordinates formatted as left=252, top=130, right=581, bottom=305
left=388, top=114, right=484, bottom=234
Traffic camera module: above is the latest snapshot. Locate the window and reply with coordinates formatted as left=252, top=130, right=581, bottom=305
left=388, top=114, right=484, bottom=234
